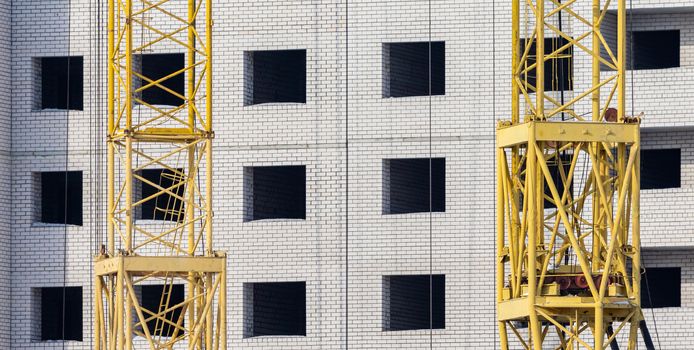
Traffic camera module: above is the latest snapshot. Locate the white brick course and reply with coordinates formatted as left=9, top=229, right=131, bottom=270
left=5, top=1, right=693, bottom=349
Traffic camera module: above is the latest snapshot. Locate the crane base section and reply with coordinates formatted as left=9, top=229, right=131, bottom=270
left=94, top=254, right=227, bottom=349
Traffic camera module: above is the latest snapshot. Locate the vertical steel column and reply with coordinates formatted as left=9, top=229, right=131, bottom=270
left=511, top=0, right=520, bottom=124
left=526, top=127, right=542, bottom=350
left=535, top=0, right=545, bottom=120
left=205, top=1, right=216, bottom=347
left=106, top=0, right=115, bottom=256
left=96, top=0, right=225, bottom=348
left=592, top=0, right=601, bottom=122
left=187, top=0, right=198, bottom=342
left=496, top=149, right=509, bottom=350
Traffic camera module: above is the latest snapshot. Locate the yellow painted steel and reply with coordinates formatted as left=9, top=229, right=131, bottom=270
left=95, top=0, right=226, bottom=348
left=497, top=1, right=644, bottom=349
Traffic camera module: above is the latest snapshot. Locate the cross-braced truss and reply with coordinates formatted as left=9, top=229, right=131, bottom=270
left=497, top=1, right=645, bottom=349
left=94, top=0, right=226, bottom=349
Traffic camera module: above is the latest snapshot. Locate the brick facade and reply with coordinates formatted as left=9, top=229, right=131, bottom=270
left=4, top=1, right=693, bottom=349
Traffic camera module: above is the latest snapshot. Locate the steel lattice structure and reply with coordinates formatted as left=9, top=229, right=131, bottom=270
left=496, top=0, right=644, bottom=349
left=94, top=0, right=226, bottom=348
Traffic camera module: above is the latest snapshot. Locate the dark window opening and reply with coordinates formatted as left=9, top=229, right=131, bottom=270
left=140, top=284, right=185, bottom=337
left=641, top=149, right=680, bottom=190
left=384, top=158, right=445, bottom=214
left=247, top=50, right=306, bottom=105
left=246, top=282, right=306, bottom=337
left=40, top=171, right=83, bottom=225
left=40, top=287, right=83, bottom=341
left=139, top=53, right=185, bottom=106
left=521, top=37, right=573, bottom=92
left=632, top=30, right=680, bottom=70
left=41, top=56, right=83, bottom=110
left=642, top=267, right=680, bottom=308
left=383, top=42, right=445, bottom=97
left=518, top=153, right=572, bottom=210
left=545, top=154, right=573, bottom=209
left=140, top=168, right=185, bottom=221
left=247, top=166, right=306, bottom=221
left=383, top=275, right=445, bottom=331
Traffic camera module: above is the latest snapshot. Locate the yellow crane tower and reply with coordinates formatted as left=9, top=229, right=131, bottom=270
left=93, top=0, right=226, bottom=348
left=496, top=0, right=649, bottom=349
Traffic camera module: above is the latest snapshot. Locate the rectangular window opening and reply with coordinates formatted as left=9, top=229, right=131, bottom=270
left=137, top=53, right=185, bottom=106
left=632, top=30, right=680, bottom=70
left=139, top=168, right=186, bottom=221
left=545, top=153, right=573, bottom=209
left=38, top=171, right=83, bottom=225
left=383, top=275, right=445, bottom=331
left=383, top=158, right=445, bottom=214
left=641, top=267, right=680, bottom=308
left=244, top=165, right=306, bottom=221
left=383, top=42, right=445, bottom=98
left=39, top=56, right=83, bottom=110
left=520, top=37, right=573, bottom=92
left=35, top=287, right=83, bottom=341
left=243, top=282, right=306, bottom=337
left=139, top=284, right=185, bottom=337
left=641, top=149, right=680, bottom=190
left=245, top=50, right=307, bottom=105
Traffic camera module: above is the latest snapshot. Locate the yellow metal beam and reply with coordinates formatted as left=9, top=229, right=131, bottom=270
left=95, top=0, right=225, bottom=348
left=497, top=121, right=639, bottom=148
left=498, top=2, right=642, bottom=348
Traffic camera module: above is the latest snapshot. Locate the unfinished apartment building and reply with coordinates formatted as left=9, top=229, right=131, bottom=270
left=2, top=0, right=693, bottom=349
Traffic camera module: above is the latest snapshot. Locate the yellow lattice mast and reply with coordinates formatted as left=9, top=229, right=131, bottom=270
left=94, top=0, right=226, bottom=348
left=496, top=0, right=644, bottom=349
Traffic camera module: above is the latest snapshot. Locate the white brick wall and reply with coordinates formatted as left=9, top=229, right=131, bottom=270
left=5, top=1, right=693, bottom=349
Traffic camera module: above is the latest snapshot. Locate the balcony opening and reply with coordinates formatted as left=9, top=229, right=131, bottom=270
left=641, top=149, right=680, bottom=190
left=244, top=282, right=306, bottom=337
left=244, top=166, right=306, bottom=221
left=383, top=42, right=445, bottom=97
left=545, top=154, right=573, bottom=209
left=38, top=56, right=83, bottom=110
left=137, top=53, right=185, bottom=106
left=632, top=30, right=680, bottom=70
left=642, top=267, right=680, bottom=308
left=35, top=287, right=83, bottom=341
left=383, top=158, right=445, bottom=214
left=139, top=284, right=185, bottom=337
left=520, top=37, right=573, bottom=92
left=383, top=275, right=445, bottom=331
left=139, top=168, right=186, bottom=222
left=37, top=171, right=83, bottom=225
left=245, top=50, right=307, bottom=105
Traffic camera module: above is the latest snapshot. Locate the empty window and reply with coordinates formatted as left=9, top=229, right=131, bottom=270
left=139, top=284, right=185, bottom=337
left=38, top=287, right=83, bottom=341
left=642, top=267, right=680, bottom=308
left=383, top=158, right=445, bottom=214
left=244, top=282, right=306, bottom=337
left=545, top=154, right=573, bottom=209
left=245, top=50, right=306, bottom=105
left=39, top=56, right=83, bottom=110
left=38, top=171, right=83, bottom=225
left=139, top=168, right=185, bottom=221
left=244, top=166, right=306, bottom=221
left=383, top=42, right=445, bottom=97
left=641, top=149, right=680, bottom=190
left=517, top=153, right=572, bottom=210
left=383, top=275, right=445, bottom=331
left=138, top=53, right=185, bottom=106
left=521, top=37, right=573, bottom=92
left=632, top=30, right=680, bottom=70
